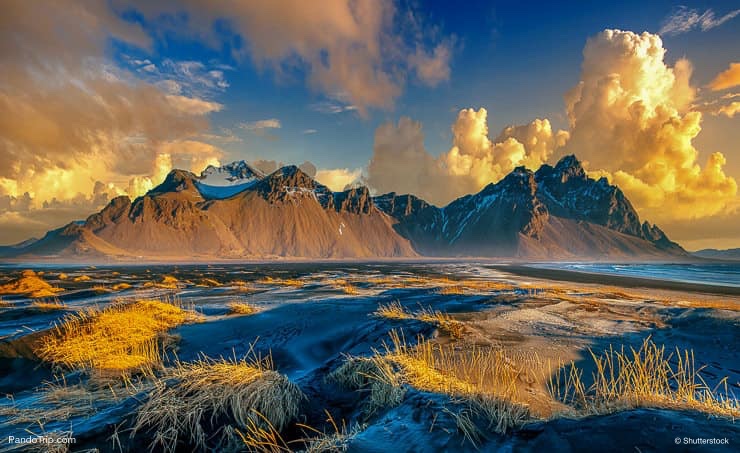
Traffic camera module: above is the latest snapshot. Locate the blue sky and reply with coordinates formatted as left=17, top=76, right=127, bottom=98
left=112, top=0, right=740, bottom=171
left=1, top=0, right=739, bottom=248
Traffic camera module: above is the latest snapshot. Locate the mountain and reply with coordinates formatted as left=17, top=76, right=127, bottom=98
left=1, top=156, right=687, bottom=260
left=692, top=248, right=740, bottom=261
left=374, top=155, right=686, bottom=259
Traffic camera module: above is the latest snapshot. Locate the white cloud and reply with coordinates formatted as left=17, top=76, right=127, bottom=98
left=132, top=0, right=454, bottom=113
left=238, top=119, right=282, bottom=135
left=309, top=101, right=358, bottom=114
left=660, top=7, right=740, bottom=35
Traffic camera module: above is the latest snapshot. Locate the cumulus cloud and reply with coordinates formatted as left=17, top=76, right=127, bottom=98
left=659, top=7, right=740, bottom=35
left=315, top=168, right=363, bottom=191
left=131, top=0, right=453, bottom=113
left=561, top=29, right=736, bottom=221
left=709, top=62, right=740, bottom=91
left=367, top=111, right=565, bottom=205
left=716, top=101, right=740, bottom=118
left=0, top=1, right=224, bottom=243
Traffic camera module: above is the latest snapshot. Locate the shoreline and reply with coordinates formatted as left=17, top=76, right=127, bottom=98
left=499, top=264, right=740, bottom=296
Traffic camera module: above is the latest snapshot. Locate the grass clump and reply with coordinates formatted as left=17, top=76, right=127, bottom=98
left=331, top=331, right=529, bottom=435
left=73, top=275, right=92, bottom=282
left=258, top=276, right=304, bottom=287
left=112, top=282, right=132, bottom=291
left=549, top=337, right=739, bottom=419
left=0, top=270, right=64, bottom=298
left=133, top=354, right=305, bottom=452
left=228, top=300, right=259, bottom=315
left=375, top=301, right=465, bottom=338
left=36, top=299, right=198, bottom=376
left=143, top=275, right=180, bottom=289
left=30, top=298, right=68, bottom=311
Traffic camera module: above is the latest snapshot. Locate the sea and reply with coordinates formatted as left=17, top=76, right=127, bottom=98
left=530, top=262, right=740, bottom=288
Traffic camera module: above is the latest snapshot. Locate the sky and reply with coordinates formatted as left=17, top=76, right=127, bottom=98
left=1, top=0, right=739, bottom=250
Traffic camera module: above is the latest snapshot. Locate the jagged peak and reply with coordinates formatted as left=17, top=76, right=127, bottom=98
left=148, top=169, right=199, bottom=196
left=555, top=154, right=582, bottom=170
left=200, top=160, right=265, bottom=182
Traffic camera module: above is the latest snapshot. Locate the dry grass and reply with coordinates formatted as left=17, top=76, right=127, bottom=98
left=133, top=354, right=305, bottom=452
left=0, top=270, right=64, bottom=298
left=438, top=286, right=467, bottom=295
left=0, top=378, right=142, bottom=432
left=112, top=282, right=132, bottom=291
left=0, top=297, right=11, bottom=307
left=197, top=278, right=221, bottom=287
left=549, top=337, right=740, bottom=419
left=375, top=301, right=465, bottom=338
left=258, top=276, right=305, bottom=287
left=30, top=298, right=68, bottom=311
left=143, top=275, right=180, bottom=289
left=335, top=281, right=360, bottom=295
left=228, top=300, right=259, bottom=315
left=36, top=299, right=198, bottom=376
left=331, top=331, right=529, bottom=435
left=298, top=410, right=365, bottom=453
left=73, top=275, right=92, bottom=282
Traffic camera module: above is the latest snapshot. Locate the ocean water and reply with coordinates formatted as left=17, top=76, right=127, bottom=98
left=531, top=262, right=740, bottom=287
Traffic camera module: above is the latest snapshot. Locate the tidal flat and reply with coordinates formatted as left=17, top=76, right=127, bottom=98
left=0, top=262, right=737, bottom=452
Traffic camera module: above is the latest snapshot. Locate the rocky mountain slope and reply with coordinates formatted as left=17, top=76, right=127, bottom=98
left=1, top=156, right=686, bottom=260
left=374, top=155, right=685, bottom=259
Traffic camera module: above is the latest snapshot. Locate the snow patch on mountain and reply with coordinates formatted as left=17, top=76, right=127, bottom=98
left=195, top=161, right=265, bottom=199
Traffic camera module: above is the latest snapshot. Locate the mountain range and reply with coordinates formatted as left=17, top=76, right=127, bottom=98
left=0, top=155, right=687, bottom=260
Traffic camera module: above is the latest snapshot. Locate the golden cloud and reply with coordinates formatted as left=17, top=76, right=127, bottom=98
left=561, top=29, right=737, bottom=222
left=131, top=0, right=453, bottom=113
left=709, top=62, right=740, bottom=91
left=367, top=110, right=567, bottom=205
left=315, top=168, right=363, bottom=192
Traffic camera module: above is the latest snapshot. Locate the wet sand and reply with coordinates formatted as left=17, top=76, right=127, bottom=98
left=500, top=264, right=740, bottom=296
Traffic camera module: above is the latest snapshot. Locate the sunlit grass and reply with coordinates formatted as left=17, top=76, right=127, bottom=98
left=549, top=337, right=740, bottom=419
left=375, top=301, right=464, bottom=338
left=0, top=270, right=64, bottom=298
left=30, top=298, right=68, bottom=311
left=228, top=300, right=259, bottom=315
left=331, top=331, right=529, bottom=435
left=111, top=282, right=132, bottom=291
left=143, top=275, right=180, bottom=289
left=258, top=276, right=305, bottom=287
left=73, top=275, right=92, bottom=282
left=36, top=299, right=199, bottom=377
left=133, top=354, right=305, bottom=452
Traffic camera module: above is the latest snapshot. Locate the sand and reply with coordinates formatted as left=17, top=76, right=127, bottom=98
left=0, top=263, right=737, bottom=451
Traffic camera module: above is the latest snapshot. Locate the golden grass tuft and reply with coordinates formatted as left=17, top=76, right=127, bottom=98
left=112, top=282, right=132, bottom=291
left=298, top=410, right=365, bottom=453
left=0, top=270, right=64, bottom=298
left=549, top=337, right=740, bottom=419
left=258, top=276, right=304, bottom=287
left=31, top=298, right=68, bottom=311
left=375, top=301, right=465, bottom=338
left=143, top=275, right=180, bottom=289
left=73, top=275, right=92, bottom=282
left=332, top=331, right=529, bottom=434
left=197, top=278, right=221, bottom=287
left=36, top=299, right=198, bottom=376
left=438, top=285, right=466, bottom=295
left=229, top=300, right=259, bottom=315
left=336, top=281, right=360, bottom=295
left=133, top=355, right=305, bottom=452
